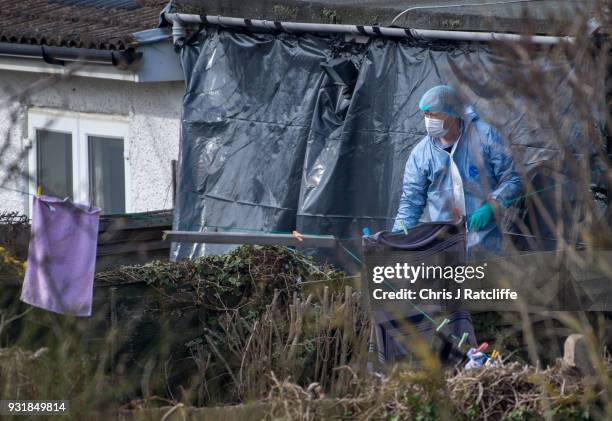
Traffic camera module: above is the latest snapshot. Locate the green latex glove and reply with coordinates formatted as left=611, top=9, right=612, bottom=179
left=468, top=202, right=494, bottom=231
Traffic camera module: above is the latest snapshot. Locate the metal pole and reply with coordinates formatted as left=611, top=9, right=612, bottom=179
left=163, top=12, right=574, bottom=46
left=162, top=230, right=338, bottom=248
left=171, top=159, right=177, bottom=210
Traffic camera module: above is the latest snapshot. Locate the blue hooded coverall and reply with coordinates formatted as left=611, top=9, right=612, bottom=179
left=393, top=107, right=523, bottom=257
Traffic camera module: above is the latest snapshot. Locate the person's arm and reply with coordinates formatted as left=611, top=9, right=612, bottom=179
left=393, top=150, right=429, bottom=231
left=486, top=126, right=523, bottom=208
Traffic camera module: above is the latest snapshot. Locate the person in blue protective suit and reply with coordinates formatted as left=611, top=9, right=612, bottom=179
left=393, top=85, right=523, bottom=257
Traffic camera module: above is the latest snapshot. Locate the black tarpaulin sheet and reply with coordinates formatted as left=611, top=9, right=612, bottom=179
left=172, top=28, right=601, bottom=261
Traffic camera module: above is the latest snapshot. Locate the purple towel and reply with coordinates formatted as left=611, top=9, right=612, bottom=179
left=20, top=195, right=100, bottom=317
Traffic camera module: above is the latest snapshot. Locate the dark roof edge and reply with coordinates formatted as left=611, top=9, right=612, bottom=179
left=0, top=42, right=142, bottom=68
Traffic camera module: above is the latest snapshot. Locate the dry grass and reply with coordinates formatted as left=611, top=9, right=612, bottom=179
left=266, top=359, right=611, bottom=420
left=94, top=246, right=369, bottom=406
left=0, top=245, right=611, bottom=420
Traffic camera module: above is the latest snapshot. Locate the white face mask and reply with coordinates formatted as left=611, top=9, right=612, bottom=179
left=424, top=116, right=448, bottom=137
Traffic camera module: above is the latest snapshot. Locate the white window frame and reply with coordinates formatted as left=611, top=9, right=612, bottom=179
left=27, top=108, right=131, bottom=215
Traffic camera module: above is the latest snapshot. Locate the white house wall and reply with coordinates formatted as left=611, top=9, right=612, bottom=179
left=0, top=69, right=183, bottom=216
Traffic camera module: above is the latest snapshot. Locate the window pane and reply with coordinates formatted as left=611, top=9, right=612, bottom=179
left=89, top=136, right=125, bottom=214
left=36, top=129, right=73, bottom=199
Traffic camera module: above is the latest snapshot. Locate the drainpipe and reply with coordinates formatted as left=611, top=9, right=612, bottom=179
left=163, top=12, right=574, bottom=47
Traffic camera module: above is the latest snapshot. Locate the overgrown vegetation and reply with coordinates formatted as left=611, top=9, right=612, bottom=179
left=0, top=246, right=367, bottom=413
left=266, top=360, right=609, bottom=420
left=0, top=211, right=28, bottom=281
left=98, top=245, right=368, bottom=405
left=1, top=245, right=610, bottom=420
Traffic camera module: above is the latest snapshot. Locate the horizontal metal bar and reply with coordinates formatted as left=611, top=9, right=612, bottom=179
left=162, top=230, right=338, bottom=248
left=164, top=13, right=573, bottom=45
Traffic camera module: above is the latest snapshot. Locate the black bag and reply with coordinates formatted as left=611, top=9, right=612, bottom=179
left=362, top=221, right=475, bottom=365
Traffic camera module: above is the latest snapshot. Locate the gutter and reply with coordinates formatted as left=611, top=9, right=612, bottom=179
left=0, top=42, right=142, bottom=68
left=163, top=12, right=574, bottom=47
